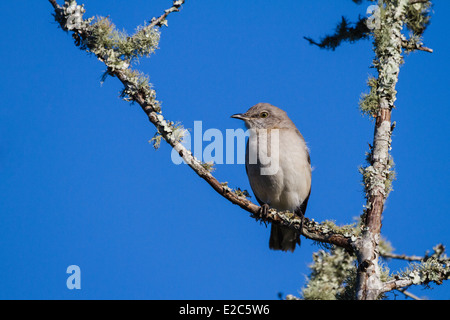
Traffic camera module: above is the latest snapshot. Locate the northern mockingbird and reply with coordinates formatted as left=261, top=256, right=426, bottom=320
left=231, top=103, right=311, bottom=252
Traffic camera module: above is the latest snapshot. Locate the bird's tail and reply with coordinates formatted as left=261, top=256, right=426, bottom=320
left=269, top=224, right=301, bottom=252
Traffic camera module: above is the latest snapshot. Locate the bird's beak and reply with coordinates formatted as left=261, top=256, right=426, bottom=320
left=231, top=113, right=248, bottom=121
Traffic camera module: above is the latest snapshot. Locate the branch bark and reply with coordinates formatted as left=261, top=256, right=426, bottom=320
left=382, top=252, right=423, bottom=262
left=397, top=288, right=422, bottom=300
left=383, top=244, right=448, bottom=262
left=147, top=0, right=185, bottom=29
left=401, top=40, right=433, bottom=53
left=383, top=257, right=450, bottom=293
left=48, top=0, right=60, bottom=10
left=355, top=0, right=409, bottom=300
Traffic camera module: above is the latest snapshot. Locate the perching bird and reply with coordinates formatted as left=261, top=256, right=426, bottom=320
left=231, top=103, right=311, bottom=252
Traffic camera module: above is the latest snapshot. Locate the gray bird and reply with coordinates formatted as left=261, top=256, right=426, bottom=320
left=231, top=103, right=311, bottom=252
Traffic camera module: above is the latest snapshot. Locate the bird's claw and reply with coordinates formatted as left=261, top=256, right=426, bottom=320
left=258, top=204, right=270, bottom=219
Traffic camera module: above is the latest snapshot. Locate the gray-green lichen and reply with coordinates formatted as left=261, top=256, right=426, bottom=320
left=319, top=220, right=360, bottom=240
left=396, top=258, right=450, bottom=286
left=378, top=237, right=394, bottom=258
left=405, top=1, right=432, bottom=36
left=299, top=242, right=393, bottom=300
left=54, top=0, right=93, bottom=31
left=54, top=1, right=188, bottom=155
left=87, top=17, right=160, bottom=70
left=120, top=69, right=156, bottom=101
left=200, top=161, right=215, bottom=173
left=371, top=1, right=410, bottom=108
left=360, top=154, right=396, bottom=201
left=54, top=0, right=161, bottom=106
left=149, top=133, right=162, bottom=150
left=55, top=1, right=161, bottom=71
left=402, top=34, right=427, bottom=54
left=232, top=187, right=250, bottom=199
left=384, top=156, right=396, bottom=195
left=220, top=182, right=251, bottom=199
left=150, top=114, right=187, bottom=149
left=402, top=1, right=431, bottom=53
left=359, top=76, right=379, bottom=117
left=53, top=0, right=447, bottom=299
left=301, top=247, right=356, bottom=300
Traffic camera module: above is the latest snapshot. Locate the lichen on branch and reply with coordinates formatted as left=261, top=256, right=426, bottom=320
left=49, top=0, right=447, bottom=300
left=48, top=0, right=356, bottom=253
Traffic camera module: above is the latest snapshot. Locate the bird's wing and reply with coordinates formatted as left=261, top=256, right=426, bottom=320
left=295, top=128, right=311, bottom=165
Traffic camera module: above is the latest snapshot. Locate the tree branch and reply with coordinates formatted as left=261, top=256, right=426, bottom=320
left=382, top=252, right=423, bottom=261
left=49, top=0, right=449, bottom=300
left=48, top=0, right=355, bottom=253
left=114, top=68, right=355, bottom=252
left=48, top=0, right=60, bottom=10
left=383, top=258, right=450, bottom=293
left=382, top=244, right=449, bottom=263
left=401, top=40, right=433, bottom=53
left=382, top=244, right=450, bottom=293
left=148, top=0, right=185, bottom=29
left=397, top=288, right=423, bottom=300
left=355, top=0, right=411, bottom=300
left=409, top=0, right=429, bottom=4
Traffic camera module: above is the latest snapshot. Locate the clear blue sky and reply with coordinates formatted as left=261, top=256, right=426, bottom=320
left=1, top=0, right=449, bottom=300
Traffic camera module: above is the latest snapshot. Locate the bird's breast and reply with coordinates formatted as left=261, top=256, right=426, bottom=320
left=246, top=128, right=311, bottom=211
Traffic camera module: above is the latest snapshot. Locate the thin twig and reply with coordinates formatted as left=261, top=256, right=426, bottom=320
left=416, top=46, right=433, bottom=53
left=409, top=0, right=429, bottom=4
left=398, top=288, right=423, bottom=300
left=382, top=252, right=424, bottom=261
left=48, top=0, right=60, bottom=10
left=402, top=40, right=433, bottom=53
left=148, top=0, right=185, bottom=29
left=382, top=244, right=449, bottom=263
left=384, top=279, right=414, bottom=293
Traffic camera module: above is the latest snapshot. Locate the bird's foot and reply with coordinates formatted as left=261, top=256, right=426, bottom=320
left=298, top=212, right=305, bottom=235
left=250, top=204, right=270, bottom=226
left=258, top=204, right=270, bottom=219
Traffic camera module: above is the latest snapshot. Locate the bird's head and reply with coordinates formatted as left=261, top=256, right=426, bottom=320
left=231, top=103, right=292, bottom=130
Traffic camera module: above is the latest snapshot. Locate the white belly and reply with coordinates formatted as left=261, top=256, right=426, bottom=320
left=246, top=128, right=311, bottom=211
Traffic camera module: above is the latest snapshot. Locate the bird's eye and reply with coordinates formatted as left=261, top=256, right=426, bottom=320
left=260, top=112, right=269, bottom=118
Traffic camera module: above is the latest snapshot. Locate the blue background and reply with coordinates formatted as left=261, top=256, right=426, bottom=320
left=0, top=0, right=448, bottom=299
